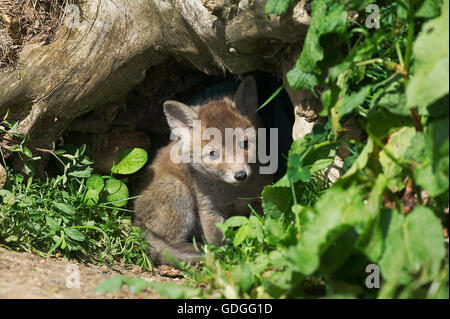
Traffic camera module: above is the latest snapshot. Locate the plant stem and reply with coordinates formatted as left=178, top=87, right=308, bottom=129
left=403, top=0, right=423, bottom=132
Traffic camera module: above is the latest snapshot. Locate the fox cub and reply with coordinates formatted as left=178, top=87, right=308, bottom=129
left=133, top=76, right=272, bottom=265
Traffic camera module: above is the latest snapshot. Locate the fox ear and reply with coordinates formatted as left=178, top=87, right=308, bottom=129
left=232, top=76, right=258, bottom=115
left=163, top=101, right=199, bottom=130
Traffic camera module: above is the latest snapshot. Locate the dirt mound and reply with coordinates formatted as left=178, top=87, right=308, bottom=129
left=0, top=0, right=73, bottom=71
left=0, top=247, right=184, bottom=298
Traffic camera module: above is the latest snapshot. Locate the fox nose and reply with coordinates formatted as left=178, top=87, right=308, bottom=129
left=234, top=171, right=247, bottom=181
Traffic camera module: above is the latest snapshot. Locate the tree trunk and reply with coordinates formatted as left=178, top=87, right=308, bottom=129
left=0, top=0, right=316, bottom=171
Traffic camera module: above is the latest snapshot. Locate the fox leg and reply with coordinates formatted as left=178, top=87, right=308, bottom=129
left=198, top=210, right=226, bottom=245
left=145, top=231, right=203, bottom=266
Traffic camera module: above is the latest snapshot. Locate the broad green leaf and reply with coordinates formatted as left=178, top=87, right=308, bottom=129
left=146, top=281, right=201, bottom=299
left=416, top=0, right=443, bottom=18
left=233, top=224, right=249, bottom=246
left=261, top=184, right=293, bottom=219
left=86, top=174, right=104, bottom=192
left=407, top=0, right=449, bottom=113
left=105, top=178, right=129, bottom=207
left=379, top=127, right=416, bottom=191
left=64, top=228, right=86, bottom=242
left=46, top=216, right=62, bottom=232
left=367, top=109, right=413, bottom=139
left=280, top=184, right=366, bottom=275
left=287, top=0, right=347, bottom=90
left=224, top=216, right=248, bottom=228
left=342, top=137, right=373, bottom=178
left=355, top=175, right=389, bottom=261
left=264, top=0, right=295, bottom=14
left=111, top=148, right=148, bottom=175
left=339, top=85, right=372, bottom=118
left=83, top=189, right=100, bottom=206
left=54, top=202, right=75, bottom=215
left=414, top=117, right=449, bottom=196
left=379, top=207, right=446, bottom=285
left=371, top=78, right=409, bottom=116
left=96, top=276, right=128, bottom=293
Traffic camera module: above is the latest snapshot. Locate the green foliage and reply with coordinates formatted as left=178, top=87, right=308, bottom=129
left=179, top=0, right=449, bottom=299
left=265, top=0, right=296, bottom=15
left=111, top=148, right=148, bottom=175
left=0, top=143, right=151, bottom=270
left=96, top=275, right=201, bottom=298
left=406, top=0, right=449, bottom=113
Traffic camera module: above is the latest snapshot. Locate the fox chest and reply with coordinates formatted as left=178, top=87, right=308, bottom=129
left=194, top=183, right=249, bottom=217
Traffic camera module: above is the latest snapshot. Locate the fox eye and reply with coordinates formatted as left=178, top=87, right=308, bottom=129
left=239, top=140, right=249, bottom=150
left=209, top=150, right=220, bottom=160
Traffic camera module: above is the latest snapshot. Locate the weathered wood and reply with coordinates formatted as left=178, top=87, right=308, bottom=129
left=0, top=0, right=314, bottom=168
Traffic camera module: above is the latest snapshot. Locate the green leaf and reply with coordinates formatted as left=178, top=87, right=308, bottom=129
left=105, top=178, right=129, bottom=207
left=54, top=202, right=75, bottom=215
left=342, top=137, right=374, bottom=178
left=95, top=276, right=127, bottom=293
left=264, top=0, right=295, bottom=15
left=414, top=117, right=449, bottom=197
left=146, top=281, right=201, bottom=299
left=233, top=224, right=249, bottom=246
left=83, top=189, right=100, bottom=206
left=261, top=184, right=292, bottom=219
left=68, top=166, right=93, bottom=178
left=339, top=85, right=372, bottom=118
left=224, top=216, right=249, bottom=228
left=379, top=127, right=416, bottom=191
left=287, top=0, right=348, bottom=90
left=416, top=0, right=443, bottom=18
left=280, top=184, right=366, bottom=275
left=367, top=109, right=413, bottom=139
left=371, top=77, right=409, bottom=116
left=379, top=207, right=446, bottom=285
left=354, top=175, right=389, bottom=261
left=86, top=174, right=104, bottom=192
left=22, top=146, right=33, bottom=158
left=111, top=148, right=148, bottom=175
left=407, top=0, right=449, bottom=113
left=64, top=228, right=86, bottom=242
left=46, top=216, right=62, bottom=232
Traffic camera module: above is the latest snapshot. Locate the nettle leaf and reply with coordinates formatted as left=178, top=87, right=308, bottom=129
left=233, top=224, right=250, bottom=246
left=264, top=0, right=295, bottom=15
left=414, top=117, right=449, bottom=197
left=261, top=184, right=293, bottom=219
left=224, top=216, right=249, bottom=228
left=54, top=202, right=76, bottom=215
left=367, top=108, right=413, bottom=139
left=287, top=0, right=348, bottom=90
left=146, top=281, right=201, bottom=299
left=379, top=207, right=446, bottom=285
left=354, top=175, right=389, bottom=262
left=64, top=228, right=86, bottom=242
left=111, top=148, right=148, bottom=175
left=379, top=127, right=416, bottom=192
left=371, top=77, right=409, bottom=116
left=86, top=174, right=104, bottom=192
left=280, top=184, right=366, bottom=275
left=416, top=0, right=443, bottom=18
left=407, top=0, right=449, bottom=114
left=46, top=216, right=62, bottom=232
left=342, top=137, right=373, bottom=178
left=83, top=189, right=100, bottom=206
left=68, top=166, right=93, bottom=178
left=105, top=178, right=129, bottom=207
left=338, top=85, right=372, bottom=118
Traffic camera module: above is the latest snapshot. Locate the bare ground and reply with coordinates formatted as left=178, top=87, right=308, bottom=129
left=0, top=247, right=184, bottom=298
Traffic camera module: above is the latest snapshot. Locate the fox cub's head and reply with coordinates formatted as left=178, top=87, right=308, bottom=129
left=163, top=76, right=260, bottom=185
